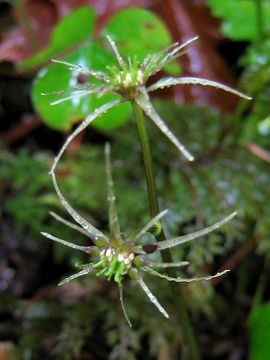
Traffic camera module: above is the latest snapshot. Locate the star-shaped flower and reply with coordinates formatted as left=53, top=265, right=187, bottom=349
left=42, top=143, right=236, bottom=326
left=47, top=36, right=251, bottom=174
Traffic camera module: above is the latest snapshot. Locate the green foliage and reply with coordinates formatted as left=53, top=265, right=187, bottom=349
left=240, top=38, right=270, bottom=145
left=248, top=302, right=270, bottom=360
left=0, top=148, right=104, bottom=263
left=0, top=150, right=51, bottom=236
left=207, top=0, right=270, bottom=41
left=3, top=98, right=270, bottom=356
left=4, top=100, right=270, bottom=267
left=32, top=42, right=131, bottom=130
left=151, top=101, right=270, bottom=261
left=31, top=6, right=176, bottom=131
left=19, top=6, right=96, bottom=70
left=0, top=279, right=177, bottom=359
left=102, top=7, right=180, bottom=75
left=2, top=2, right=269, bottom=357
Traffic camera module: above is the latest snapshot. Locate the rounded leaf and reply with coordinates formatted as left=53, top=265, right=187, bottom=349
left=20, top=6, right=96, bottom=70
left=32, top=41, right=131, bottom=130
left=103, top=7, right=180, bottom=74
left=208, top=0, right=270, bottom=41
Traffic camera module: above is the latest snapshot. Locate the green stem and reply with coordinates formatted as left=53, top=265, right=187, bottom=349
left=132, top=101, right=159, bottom=218
left=132, top=101, right=201, bottom=360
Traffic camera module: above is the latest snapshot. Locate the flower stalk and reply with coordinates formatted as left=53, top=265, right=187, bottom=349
left=132, top=100, right=202, bottom=360
left=41, top=35, right=251, bottom=359
left=132, top=101, right=159, bottom=218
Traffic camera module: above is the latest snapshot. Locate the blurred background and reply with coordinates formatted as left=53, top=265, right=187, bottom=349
left=1, top=1, right=270, bottom=359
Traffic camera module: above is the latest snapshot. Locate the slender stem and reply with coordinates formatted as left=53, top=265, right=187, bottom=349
left=132, top=101, right=201, bottom=360
left=132, top=101, right=159, bottom=217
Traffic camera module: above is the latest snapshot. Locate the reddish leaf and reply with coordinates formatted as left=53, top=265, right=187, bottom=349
left=0, top=1, right=56, bottom=63
left=0, top=0, right=154, bottom=64
left=52, top=0, right=153, bottom=17
left=3, top=115, right=42, bottom=145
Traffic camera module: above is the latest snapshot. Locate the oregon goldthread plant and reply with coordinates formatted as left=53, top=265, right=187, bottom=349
left=41, top=36, right=251, bottom=326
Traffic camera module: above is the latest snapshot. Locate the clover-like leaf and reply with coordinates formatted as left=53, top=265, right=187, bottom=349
left=208, top=0, right=270, bottom=41
left=20, top=6, right=96, bottom=70
left=32, top=42, right=131, bottom=130
left=103, top=7, right=180, bottom=75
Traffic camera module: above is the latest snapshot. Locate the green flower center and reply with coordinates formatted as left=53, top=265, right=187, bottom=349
left=106, top=59, right=144, bottom=98
left=95, top=246, right=135, bottom=283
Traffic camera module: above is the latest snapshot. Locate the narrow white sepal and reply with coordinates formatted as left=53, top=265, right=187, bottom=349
left=51, top=172, right=108, bottom=243
left=49, top=211, right=90, bottom=237
left=136, top=273, right=169, bottom=318
left=149, top=261, right=189, bottom=268
left=119, top=284, right=132, bottom=327
left=58, top=267, right=93, bottom=286
left=157, top=211, right=237, bottom=250
left=50, top=99, right=121, bottom=174
left=105, top=143, right=121, bottom=240
left=148, top=77, right=252, bottom=100
left=50, top=90, right=96, bottom=106
left=142, top=266, right=230, bottom=283
left=41, top=231, right=93, bottom=253
left=135, top=89, right=194, bottom=161
left=106, top=35, right=125, bottom=69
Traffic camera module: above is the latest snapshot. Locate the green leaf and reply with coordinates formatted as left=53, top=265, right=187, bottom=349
left=102, top=7, right=180, bottom=74
left=19, top=6, right=96, bottom=70
left=248, top=303, right=270, bottom=360
left=207, top=0, right=270, bottom=41
left=32, top=41, right=131, bottom=130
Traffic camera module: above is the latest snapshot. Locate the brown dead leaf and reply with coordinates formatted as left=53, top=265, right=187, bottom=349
left=0, top=342, right=14, bottom=360
left=158, top=0, right=240, bottom=113
left=0, top=0, right=56, bottom=63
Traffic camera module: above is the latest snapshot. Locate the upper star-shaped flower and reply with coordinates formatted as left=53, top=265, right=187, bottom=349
left=48, top=36, right=251, bottom=174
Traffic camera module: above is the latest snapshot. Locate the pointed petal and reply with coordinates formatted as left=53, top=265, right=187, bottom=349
left=142, top=266, right=229, bottom=283
left=157, top=212, right=237, bottom=251
left=41, top=231, right=93, bottom=253
left=135, top=90, right=194, bottom=161
left=142, top=42, right=179, bottom=74
left=51, top=172, right=108, bottom=243
left=52, top=58, right=92, bottom=73
left=148, top=261, right=189, bottom=268
left=49, top=212, right=90, bottom=237
left=133, top=209, right=168, bottom=242
left=50, top=89, right=98, bottom=106
left=148, top=77, right=251, bottom=100
left=106, top=36, right=125, bottom=69
left=119, top=284, right=132, bottom=327
left=58, top=266, right=94, bottom=286
left=50, top=99, right=122, bottom=174
left=146, top=36, right=199, bottom=77
left=136, top=273, right=169, bottom=318
left=155, top=36, right=199, bottom=74
left=41, top=83, right=92, bottom=96
left=51, top=59, right=108, bottom=81
left=105, top=143, right=121, bottom=241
